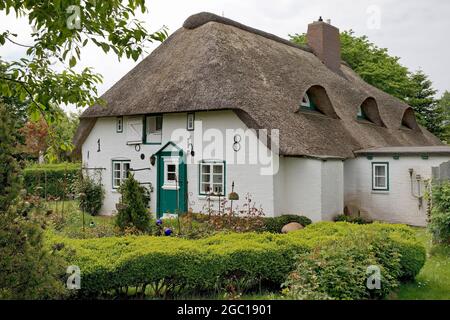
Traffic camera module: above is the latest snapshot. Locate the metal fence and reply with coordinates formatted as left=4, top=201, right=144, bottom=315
left=432, top=161, right=450, bottom=183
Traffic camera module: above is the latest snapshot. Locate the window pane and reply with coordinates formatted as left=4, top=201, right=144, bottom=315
left=167, top=172, right=176, bottom=181
left=201, top=183, right=210, bottom=194
left=114, top=163, right=121, bottom=171
left=167, top=164, right=176, bottom=173
left=213, top=165, right=223, bottom=174
left=201, top=174, right=210, bottom=183
left=201, top=165, right=210, bottom=174
left=156, top=116, right=163, bottom=131
left=213, top=175, right=222, bottom=183
left=123, top=163, right=130, bottom=179
left=375, top=166, right=385, bottom=177
left=213, top=184, right=223, bottom=194
left=375, top=177, right=386, bottom=188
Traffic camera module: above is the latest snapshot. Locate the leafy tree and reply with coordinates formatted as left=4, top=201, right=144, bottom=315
left=18, top=107, right=81, bottom=163
left=0, top=0, right=167, bottom=122
left=291, top=31, right=445, bottom=137
left=437, top=91, right=450, bottom=143
left=0, top=102, right=22, bottom=211
left=291, top=30, right=413, bottom=100
left=45, top=108, right=81, bottom=163
left=116, top=174, right=150, bottom=232
left=19, top=118, right=49, bottom=162
left=0, top=103, right=66, bottom=299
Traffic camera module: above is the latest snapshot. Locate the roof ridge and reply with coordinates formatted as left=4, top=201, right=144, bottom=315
left=183, top=12, right=313, bottom=54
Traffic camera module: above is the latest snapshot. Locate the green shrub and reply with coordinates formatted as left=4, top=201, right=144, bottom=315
left=47, top=222, right=425, bottom=299
left=334, top=214, right=372, bottom=225
left=75, top=175, right=105, bottom=216
left=48, top=232, right=306, bottom=297
left=0, top=104, right=66, bottom=299
left=23, top=162, right=80, bottom=198
left=429, top=182, right=450, bottom=244
left=283, top=233, right=392, bottom=300
left=282, top=222, right=426, bottom=299
left=263, top=215, right=312, bottom=233
left=116, top=174, right=151, bottom=232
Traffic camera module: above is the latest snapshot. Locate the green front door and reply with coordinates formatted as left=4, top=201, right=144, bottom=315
left=156, top=145, right=187, bottom=218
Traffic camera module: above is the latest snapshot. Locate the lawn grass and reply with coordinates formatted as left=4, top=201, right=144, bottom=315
left=391, top=228, right=450, bottom=300
left=46, top=200, right=116, bottom=238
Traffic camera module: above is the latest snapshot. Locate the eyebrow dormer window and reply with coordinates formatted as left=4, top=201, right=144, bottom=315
left=357, top=106, right=368, bottom=121
left=297, top=86, right=339, bottom=119
left=356, top=97, right=385, bottom=126
left=300, top=93, right=317, bottom=111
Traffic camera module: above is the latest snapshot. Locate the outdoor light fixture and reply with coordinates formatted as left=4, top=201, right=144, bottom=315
left=150, top=155, right=156, bottom=166
left=188, top=142, right=195, bottom=157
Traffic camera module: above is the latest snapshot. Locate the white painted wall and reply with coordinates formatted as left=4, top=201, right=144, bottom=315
left=344, top=155, right=450, bottom=226
left=82, top=110, right=277, bottom=216
left=321, top=160, right=344, bottom=221
left=274, top=157, right=319, bottom=219
left=83, top=109, right=445, bottom=226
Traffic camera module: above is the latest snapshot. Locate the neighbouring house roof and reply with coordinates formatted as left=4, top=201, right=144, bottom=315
left=355, top=146, right=450, bottom=156
left=74, top=12, right=444, bottom=159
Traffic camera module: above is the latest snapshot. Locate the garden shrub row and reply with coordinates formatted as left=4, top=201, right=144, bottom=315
left=282, top=223, right=426, bottom=299
left=263, top=215, right=313, bottom=233
left=23, top=163, right=81, bottom=198
left=47, top=222, right=426, bottom=299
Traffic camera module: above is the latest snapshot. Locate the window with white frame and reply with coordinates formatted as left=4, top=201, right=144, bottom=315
left=116, top=116, right=123, bottom=133
left=199, top=161, right=225, bottom=195
left=187, top=113, right=195, bottom=131
left=145, top=115, right=162, bottom=144
left=163, top=158, right=179, bottom=189
left=372, top=162, right=389, bottom=191
left=112, top=160, right=131, bottom=189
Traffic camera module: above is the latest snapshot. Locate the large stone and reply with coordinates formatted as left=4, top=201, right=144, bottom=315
left=281, top=222, right=304, bottom=234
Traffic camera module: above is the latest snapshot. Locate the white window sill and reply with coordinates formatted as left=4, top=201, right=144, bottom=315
left=198, top=195, right=226, bottom=201
left=371, top=190, right=389, bottom=194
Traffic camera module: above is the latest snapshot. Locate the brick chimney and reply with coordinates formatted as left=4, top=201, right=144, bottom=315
left=306, top=17, right=341, bottom=74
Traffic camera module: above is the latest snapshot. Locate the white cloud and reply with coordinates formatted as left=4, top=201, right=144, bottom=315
left=1, top=0, right=449, bottom=114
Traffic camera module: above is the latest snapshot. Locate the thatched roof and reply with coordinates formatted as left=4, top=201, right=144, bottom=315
left=75, top=12, right=444, bottom=158
left=355, top=146, right=450, bottom=156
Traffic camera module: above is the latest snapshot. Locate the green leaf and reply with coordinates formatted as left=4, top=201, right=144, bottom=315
left=69, top=56, right=76, bottom=68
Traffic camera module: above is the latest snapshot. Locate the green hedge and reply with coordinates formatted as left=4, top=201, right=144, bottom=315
left=282, top=223, right=426, bottom=299
left=48, top=232, right=308, bottom=297
left=263, top=215, right=313, bottom=233
left=47, top=222, right=426, bottom=299
left=23, top=163, right=81, bottom=198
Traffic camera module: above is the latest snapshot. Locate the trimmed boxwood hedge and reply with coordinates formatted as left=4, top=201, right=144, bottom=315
left=47, top=222, right=426, bottom=298
left=263, top=215, right=313, bottom=233
left=23, top=163, right=80, bottom=198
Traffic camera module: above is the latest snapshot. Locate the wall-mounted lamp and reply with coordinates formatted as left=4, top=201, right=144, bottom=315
left=188, top=143, right=195, bottom=157
left=150, top=155, right=156, bottom=166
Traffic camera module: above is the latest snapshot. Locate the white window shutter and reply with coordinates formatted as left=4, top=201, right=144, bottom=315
left=126, top=117, right=143, bottom=145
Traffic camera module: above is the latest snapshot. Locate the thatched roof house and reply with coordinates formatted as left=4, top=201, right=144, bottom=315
left=75, top=12, right=443, bottom=159
left=75, top=12, right=450, bottom=226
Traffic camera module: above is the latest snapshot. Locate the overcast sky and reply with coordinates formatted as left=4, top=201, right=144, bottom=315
left=1, top=0, right=449, bottom=114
